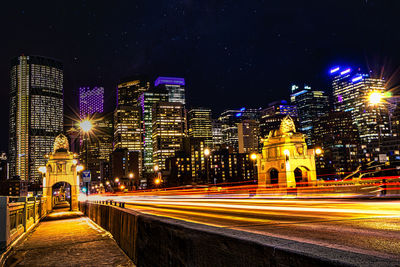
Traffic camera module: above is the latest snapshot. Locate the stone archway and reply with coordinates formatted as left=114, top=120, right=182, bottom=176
left=43, top=134, right=80, bottom=212
left=294, top=166, right=310, bottom=186
left=269, top=168, right=279, bottom=185
left=257, top=116, right=317, bottom=192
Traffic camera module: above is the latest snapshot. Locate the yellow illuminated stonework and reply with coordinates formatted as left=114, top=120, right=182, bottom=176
left=257, top=116, right=317, bottom=192
left=43, top=134, right=79, bottom=212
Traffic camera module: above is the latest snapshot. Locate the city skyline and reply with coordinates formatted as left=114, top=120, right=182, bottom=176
left=1, top=1, right=400, bottom=151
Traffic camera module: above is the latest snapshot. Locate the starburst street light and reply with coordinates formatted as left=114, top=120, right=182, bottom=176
left=369, top=91, right=383, bottom=105
left=79, top=119, right=93, bottom=133
left=250, top=153, right=257, bottom=160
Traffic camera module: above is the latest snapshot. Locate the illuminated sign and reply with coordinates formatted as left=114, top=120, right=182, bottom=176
left=351, top=76, right=363, bottom=83
left=155, top=77, right=185, bottom=87
left=330, top=67, right=340, bottom=74
left=240, top=107, right=245, bottom=111
left=235, top=113, right=242, bottom=117
left=340, top=68, right=351, bottom=75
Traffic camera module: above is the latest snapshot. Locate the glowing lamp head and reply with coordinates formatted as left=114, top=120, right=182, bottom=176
left=204, top=148, right=210, bottom=156
left=315, top=148, right=322, bottom=155
left=369, top=91, right=383, bottom=105
left=283, top=149, right=290, bottom=156
left=38, top=166, right=47, bottom=174
left=129, top=173, right=134, bottom=179
left=120, top=185, right=125, bottom=190
left=115, top=177, right=119, bottom=183
left=76, top=165, right=84, bottom=172
left=153, top=165, right=159, bottom=172
left=79, top=119, right=93, bottom=133
left=250, top=153, right=257, bottom=160
left=106, top=181, right=110, bottom=185
left=154, top=178, right=161, bottom=185
left=72, top=159, right=78, bottom=165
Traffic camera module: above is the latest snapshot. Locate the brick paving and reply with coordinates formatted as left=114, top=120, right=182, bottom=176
left=4, top=204, right=134, bottom=267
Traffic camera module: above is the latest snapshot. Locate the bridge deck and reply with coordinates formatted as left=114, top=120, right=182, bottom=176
left=3, top=202, right=134, bottom=266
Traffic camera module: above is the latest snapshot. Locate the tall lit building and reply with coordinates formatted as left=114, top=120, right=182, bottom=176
left=330, top=66, right=390, bottom=144
left=238, top=120, right=260, bottom=153
left=212, top=120, right=224, bottom=148
left=80, top=112, right=113, bottom=181
left=290, top=84, right=329, bottom=145
left=79, top=86, right=104, bottom=118
left=138, top=89, right=168, bottom=173
left=154, top=77, right=185, bottom=105
left=113, top=106, right=142, bottom=152
left=188, top=108, right=213, bottom=148
left=313, top=111, right=359, bottom=177
left=259, top=100, right=298, bottom=138
left=218, top=108, right=261, bottom=152
left=117, top=76, right=150, bottom=106
left=9, top=55, right=63, bottom=182
left=152, top=102, right=186, bottom=170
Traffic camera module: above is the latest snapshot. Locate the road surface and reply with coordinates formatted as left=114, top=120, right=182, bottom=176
left=89, top=195, right=400, bottom=260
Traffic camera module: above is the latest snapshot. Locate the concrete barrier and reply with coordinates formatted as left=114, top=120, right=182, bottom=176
left=79, top=201, right=396, bottom=267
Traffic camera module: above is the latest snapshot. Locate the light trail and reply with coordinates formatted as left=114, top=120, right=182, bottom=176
left=87, top=194, right=400, bottom=260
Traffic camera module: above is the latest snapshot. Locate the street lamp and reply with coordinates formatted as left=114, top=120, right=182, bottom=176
left=76, top=165, right=84, bottom=172
left=250, top=153, right=257, bottom=180
left=154, top=178, right=161, bottom=185
left=79, top=118, right=93, bottom=196
left=204, top=148, right=211, bottom=184
left=368, top=91, right=383, bottom=106
left=129, top=173, right=134, bottom=179
left=315, top=148, right=322, bottom=155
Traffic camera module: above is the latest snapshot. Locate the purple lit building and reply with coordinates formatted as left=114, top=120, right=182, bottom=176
left=79, top=87, right=104, bottom=118
left=154, top=77, right=185, bottom=105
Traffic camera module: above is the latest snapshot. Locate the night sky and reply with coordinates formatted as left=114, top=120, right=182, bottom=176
left=1, top=0, right=400, bottom=151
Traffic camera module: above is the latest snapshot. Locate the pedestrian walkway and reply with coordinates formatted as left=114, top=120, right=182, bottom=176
left=4, top=202, right=134, bottom=266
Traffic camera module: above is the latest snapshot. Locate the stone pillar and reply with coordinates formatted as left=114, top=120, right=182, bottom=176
left=70, top=185, right=79, bottom=211
left=0, top=197, right=10, bottom=248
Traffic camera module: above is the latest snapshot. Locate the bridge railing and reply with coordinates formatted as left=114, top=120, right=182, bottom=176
left=0, top=196, right=47, bottom=251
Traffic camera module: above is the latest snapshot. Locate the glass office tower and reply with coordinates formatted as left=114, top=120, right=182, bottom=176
left=9, top=55, right=63, bottom=182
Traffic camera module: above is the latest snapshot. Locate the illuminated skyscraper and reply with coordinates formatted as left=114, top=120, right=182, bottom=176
left=290, top=84, right=329, bottom=145
left=154, top=77, right=185, bottom=105
left=238, top=120, right=260, bottom=153
left=9, top=55, right=63, bottom=182
left=330, top=66, right=390, bottom=144
left=188, top=108, right=213, bottom=148
left=117, top=76, right=150, bottom=106
left=219, top=108, right=261, bottom=152
left=80, top=112, right=113, bottom=181
left=212, top=120, right=224, bottom=148
left=138, top=89, right=168, bottom=173
left=113, top=106, right=142, bottom=152
left=259, top=100, right=298, bottom=138
left=152, top=102, right=186, bottom=170
left=79, top=87, right=104, bottom=118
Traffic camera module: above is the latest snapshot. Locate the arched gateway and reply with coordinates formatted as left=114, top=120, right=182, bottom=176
left=43, top=134, right=80, bottom=212
left=257, top=116, right=317, bottom=192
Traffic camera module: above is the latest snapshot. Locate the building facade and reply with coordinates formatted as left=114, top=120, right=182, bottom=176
left=331, top=66, right=390, bottom=145
left=290, top=84, right=329, bottom=145
left=9, top=55, right=63, bottom=182
left=79, top=86, right=104, bottom=118
left=117, top=76, right=150, bottom=106
left=154, top=77, right=185, bottom=105
left=238, top=120, right=260, bottom=153
left=260, top=100, right=298, bottom=139
left=152, top=102, right=186, bottom=170
left=188, top=108, right=213, bottom=148
left=138, top=89, right=169, bottom=173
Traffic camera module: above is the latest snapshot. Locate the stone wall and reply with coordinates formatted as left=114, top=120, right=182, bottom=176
left=79, top=201, right=391, bottom=267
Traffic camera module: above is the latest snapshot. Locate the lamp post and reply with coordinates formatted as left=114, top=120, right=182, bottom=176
left=204, top=148, right=211, bottom=184
left=368, top=91, right=385, bottom=158
left=79, top=119, right=93, bottom=195
left=250, top=153, right=257, bottom=180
